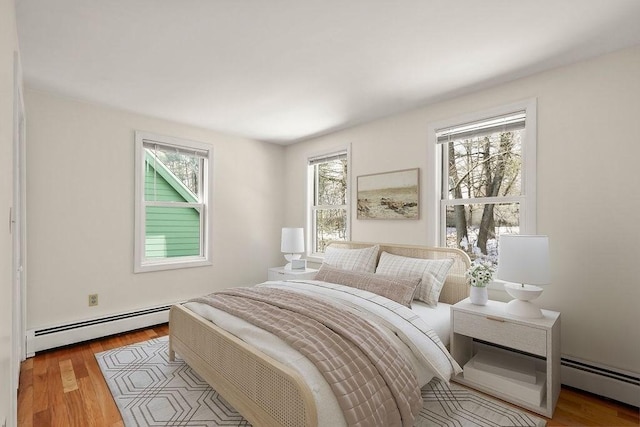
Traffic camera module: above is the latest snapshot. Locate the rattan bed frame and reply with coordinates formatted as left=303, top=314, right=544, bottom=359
left=169, top=242, right=471, bottom=427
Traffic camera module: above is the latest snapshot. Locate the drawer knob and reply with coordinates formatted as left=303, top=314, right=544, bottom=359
left=486, top=315, right=505, bottom=322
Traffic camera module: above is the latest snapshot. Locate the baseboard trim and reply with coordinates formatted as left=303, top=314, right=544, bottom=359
left=26, top=304, right=640, bottom=409
left=561, top=356, right=639, bottom=407
left=26, top=303, right=177, bottom=356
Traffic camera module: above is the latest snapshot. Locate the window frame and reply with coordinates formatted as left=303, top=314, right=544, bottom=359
left=306, top=147, right=351, bottom=258
left=426, top=99, right=538, bottom=249
left=134, top=131, right=213, bottom=273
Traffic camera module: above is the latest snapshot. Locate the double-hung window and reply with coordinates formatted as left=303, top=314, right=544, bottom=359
left=308, top=149, right=350, bottom=255
left=134, top=131, right=213, bottom=272
left=431, top=99, right=537, bottom=267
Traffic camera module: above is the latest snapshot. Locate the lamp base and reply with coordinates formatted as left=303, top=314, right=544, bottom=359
left=283, top=253, right=301, bottom=270
left=504, top=283, right=544, bottom=318
left=505, top=299, right=544, bottom=318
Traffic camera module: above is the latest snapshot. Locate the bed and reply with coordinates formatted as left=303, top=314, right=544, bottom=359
left=169, top=242, right=471, bottom=427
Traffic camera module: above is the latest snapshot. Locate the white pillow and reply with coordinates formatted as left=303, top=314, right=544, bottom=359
left=323, top=244, right=379, bottom=273
left=375, top=251, right=454, bottom=306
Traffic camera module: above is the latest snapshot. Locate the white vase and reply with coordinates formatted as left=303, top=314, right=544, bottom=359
left=469, top=286, right=488, bottom=305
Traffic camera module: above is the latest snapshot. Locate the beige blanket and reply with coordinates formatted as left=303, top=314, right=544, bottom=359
left=191, top=287, right=422, bottom=427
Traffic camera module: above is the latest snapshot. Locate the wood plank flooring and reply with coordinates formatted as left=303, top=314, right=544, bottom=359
left=17, top=324, right=639, bottom=426
left=18, top=324, right=169, bottom=427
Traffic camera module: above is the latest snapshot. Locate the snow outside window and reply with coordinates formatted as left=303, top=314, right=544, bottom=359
left=307, top=149, right=350, bottom=255
left=430, top=99, right=537, bottom=269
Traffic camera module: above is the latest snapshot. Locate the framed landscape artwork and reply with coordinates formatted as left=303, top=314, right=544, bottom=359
left=357, top=168, right=419, bottom=220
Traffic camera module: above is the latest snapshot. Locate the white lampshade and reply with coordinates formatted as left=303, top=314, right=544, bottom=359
left=281, top=228, right=304, bottom=269
left=496, top=235, right=550, bottom=318
left=281, top=227, right=304, bottom=253
left=496, top=235, right=550, bottom=285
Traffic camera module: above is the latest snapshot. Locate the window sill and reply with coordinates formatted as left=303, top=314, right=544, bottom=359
left=134, top=258, right=212, bottom=273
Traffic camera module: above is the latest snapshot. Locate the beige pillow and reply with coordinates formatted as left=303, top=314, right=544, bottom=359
left=314, top=263, right=421, bottom=307
left=375, top=251, right=454, bottom=306
left=323, top=244, right=379, bottom=273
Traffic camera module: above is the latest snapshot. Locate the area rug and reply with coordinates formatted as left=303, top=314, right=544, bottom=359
left=96, top=337, right=546, bottom=427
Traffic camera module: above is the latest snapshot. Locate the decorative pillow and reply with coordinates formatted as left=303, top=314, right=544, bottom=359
left=314, top=263, right=421, bottom=307
left=323, top=244, right=379, bottom=273
left=375, top=251, right=454, bottom=307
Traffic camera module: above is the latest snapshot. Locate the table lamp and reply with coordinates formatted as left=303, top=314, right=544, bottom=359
left=496, top=234, right=550, bottom=318
left=281, top=227, right=304, bottom=270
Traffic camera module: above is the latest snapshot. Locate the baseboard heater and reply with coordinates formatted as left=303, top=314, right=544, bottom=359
left=561, top=356, right=639, bottom=407
left=26, top=309, right=640, bottom=408
left=26, top=303, right=176, bottom=357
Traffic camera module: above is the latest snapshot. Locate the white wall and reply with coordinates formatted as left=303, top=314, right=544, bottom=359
left=284, top=46, right=640, bottom=374
left=25, top=90, right=285, bottom=330
left=0, top=0, right=19, bottom=424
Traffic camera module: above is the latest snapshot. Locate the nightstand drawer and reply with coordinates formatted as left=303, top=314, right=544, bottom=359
left=453, top=311, right=546, bottom=356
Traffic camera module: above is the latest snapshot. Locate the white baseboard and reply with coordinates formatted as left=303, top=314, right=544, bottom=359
left=25, top=304, right=640, bottom=410
left=561, top=356, right=639, bottom=407
left=26, top=304, right=175, bottom=357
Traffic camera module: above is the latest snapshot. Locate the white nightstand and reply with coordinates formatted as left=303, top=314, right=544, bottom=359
left=450, top=298, right=560, bottom=418
left=267, top=266, right=318, bottom=281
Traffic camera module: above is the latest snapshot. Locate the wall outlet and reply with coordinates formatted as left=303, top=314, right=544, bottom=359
left=88, top=294, right=98, bottom=306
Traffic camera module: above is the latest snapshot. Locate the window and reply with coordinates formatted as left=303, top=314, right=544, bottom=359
left=308, top=149, right=350, bottom=255
left=430, top=100, right=537, bottom=267
left=134, top=131, right=212, bottom=272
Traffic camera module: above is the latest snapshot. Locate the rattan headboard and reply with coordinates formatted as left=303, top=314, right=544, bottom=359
left=326, top=241, right=471, bottom=305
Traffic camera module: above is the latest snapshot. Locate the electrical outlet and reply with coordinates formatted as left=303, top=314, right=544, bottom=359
left=88, top=294, right=98, bottom=306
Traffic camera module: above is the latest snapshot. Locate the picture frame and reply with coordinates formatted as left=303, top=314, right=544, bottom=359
left=357, top=168, right=419, bottom=220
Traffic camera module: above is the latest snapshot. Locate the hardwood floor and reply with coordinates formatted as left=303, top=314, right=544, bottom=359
left=17, top=324, right=639, bottom=426
left=17, top=324, right=170, bottom=427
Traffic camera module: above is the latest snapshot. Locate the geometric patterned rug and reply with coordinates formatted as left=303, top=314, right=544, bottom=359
left=96, top=337, right=546, bottom=427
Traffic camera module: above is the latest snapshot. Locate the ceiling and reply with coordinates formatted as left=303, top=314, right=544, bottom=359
left=16, top=1, right=640, bottom=144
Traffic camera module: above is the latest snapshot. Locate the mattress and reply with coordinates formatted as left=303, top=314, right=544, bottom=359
left=411, top=301, right=452, bottom=347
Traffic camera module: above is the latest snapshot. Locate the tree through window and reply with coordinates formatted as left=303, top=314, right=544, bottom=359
left=436, top=108, right=535, bottom=267
left=308, top=150, right=349, bottom=254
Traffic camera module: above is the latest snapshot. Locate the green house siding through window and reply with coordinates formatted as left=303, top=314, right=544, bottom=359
left=144, top=157, right=201, bottom=258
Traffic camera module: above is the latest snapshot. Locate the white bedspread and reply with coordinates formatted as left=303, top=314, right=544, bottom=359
left=183, top=279, right=461, bottom=427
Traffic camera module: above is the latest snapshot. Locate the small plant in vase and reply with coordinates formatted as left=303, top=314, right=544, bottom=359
left=466, top=263, right=494, bottom=305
